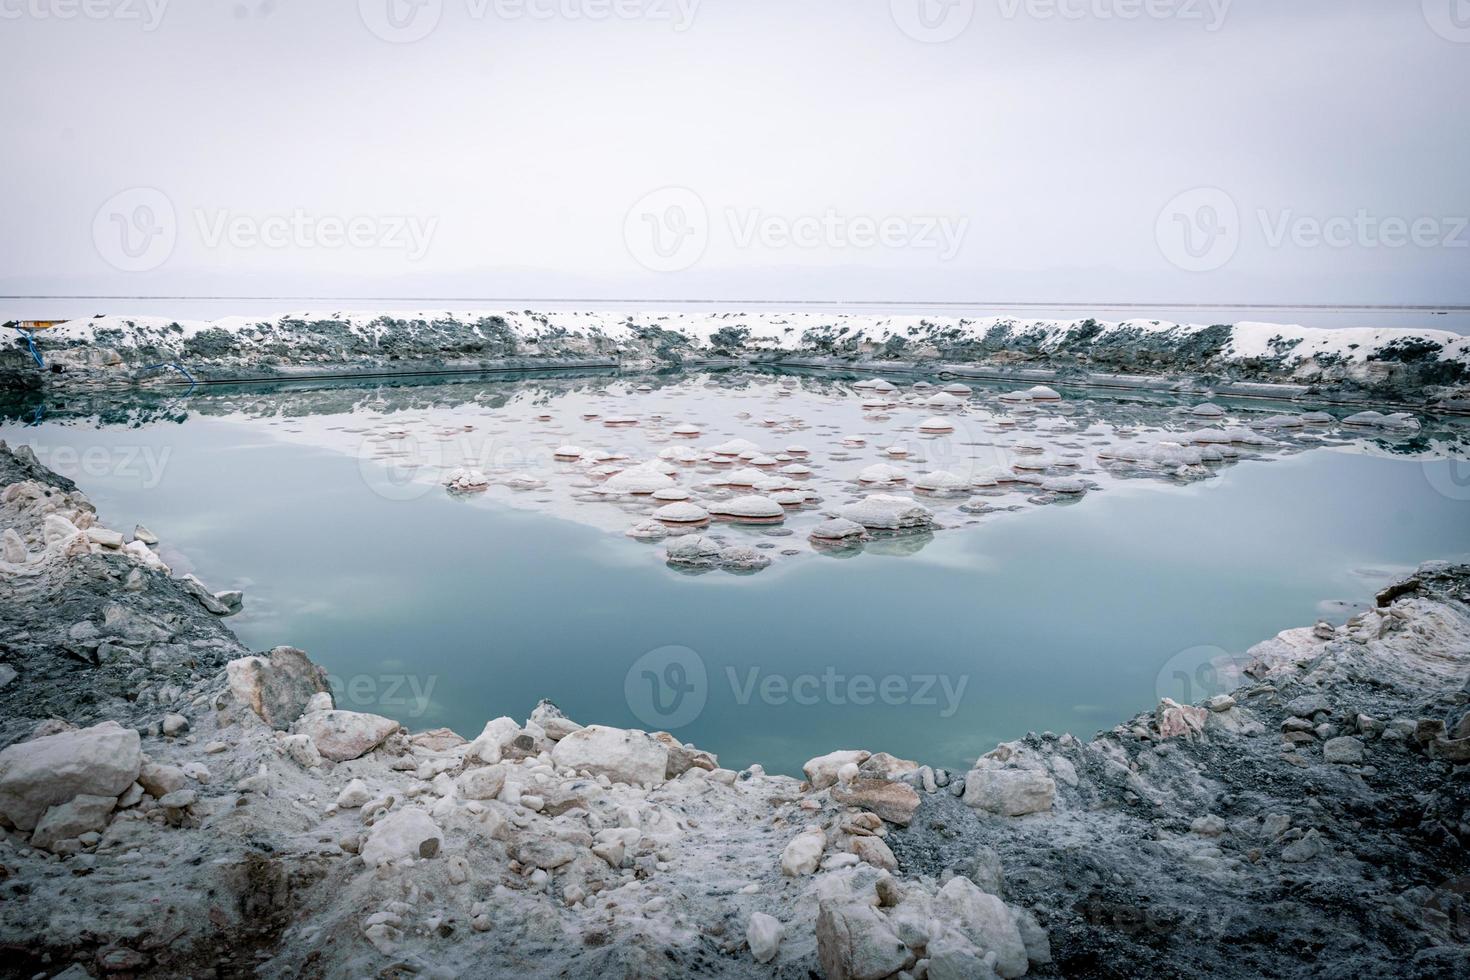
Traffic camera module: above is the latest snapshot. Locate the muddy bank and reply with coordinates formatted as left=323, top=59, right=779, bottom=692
left=1, top=441, right=1469, bottom=979
left=7, top=311, right=1469, bottom=411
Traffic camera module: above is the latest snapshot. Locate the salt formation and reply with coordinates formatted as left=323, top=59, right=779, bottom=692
left=913, top=471, right=970, bottom=494
left=838, top=494, right=935, bottom=531
left=444, top=468, right=490, bottom=492
left=710, top=495, right=786, bottom=523
left=653, top=502, right=710, bottom=525
left=857, top=463, right=908, bottom=486
left=918, top=417, right=954, bottom=433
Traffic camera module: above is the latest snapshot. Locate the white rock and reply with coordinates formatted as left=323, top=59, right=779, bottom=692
left=360, top=808, right=443, bottom=868
left=336, top=779, right=372, bottom=809
left=913, top=470, right=970, bottom=494
left=934, top=876, right=1029, bottom=979
left=962, top=768, right=1056, bottom=817
left=469, top=717, right=522, bottom=764
left=550, top=725, right=668, bottom=785
left=457, top=765, right=507, bottom=800
left=31, top=793, right=117, bottom=851
left=780, top=826, right=826, bottom=876
left=838, top=495, right=934, bottom=531
left=710, top=495, right=785, bottom=522
left=0, top=721, right=141, bottom=831
left=810, top=518, right=867, bottom=542
left=803, top=749, right=872, bottom=790
left=295, top=709, right=401, bottom=763
left=1, top=528, right=26, bottom=563
left=747, top=912, right=783, bottom=964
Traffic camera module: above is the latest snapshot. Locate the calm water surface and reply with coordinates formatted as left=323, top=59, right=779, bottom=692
left=5, top=376, right=1468, bottom=774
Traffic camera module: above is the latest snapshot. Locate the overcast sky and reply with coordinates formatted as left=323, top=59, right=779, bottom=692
left=2, top=0, right=1467, bottom=312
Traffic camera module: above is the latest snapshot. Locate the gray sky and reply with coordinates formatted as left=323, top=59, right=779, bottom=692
left=2, top=0, right=1468, bottom=312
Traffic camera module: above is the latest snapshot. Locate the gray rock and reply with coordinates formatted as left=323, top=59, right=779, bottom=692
left=31, top=793, right=116, bottom=851
left=226, top=647, right=330, bottom=730
left=1323, top=736, right=1364, bottom=764
left=0, top=721, right=142, bottom=831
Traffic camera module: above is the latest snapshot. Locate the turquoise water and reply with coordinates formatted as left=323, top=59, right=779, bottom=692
left=5, top=376, right=1468, bottom=775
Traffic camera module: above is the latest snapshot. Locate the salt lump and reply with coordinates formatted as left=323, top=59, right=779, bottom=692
left=838, top=494, right=934, bottom=531
left=654, top=502, right=710, bottom=525
left=598, top=465, right=674, bottom=495
left=918, top=417, right=954, bottom=433
left=913, top=471, right=970, bottom=494
left=857, top=463, right=907, bottom=485
left=710, top=495, right=785, bottom=523
left=1190, top=403, right=1225, bottom=418
left=1027, top=385, right=1062, bottom=401
left=665, top=535, right=771, bottom=572
left=810, top=518, right=867, bottom=541
left=444, top=468, right=490, bottom=492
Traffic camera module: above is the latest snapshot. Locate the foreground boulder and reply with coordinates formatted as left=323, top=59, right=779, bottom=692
left=962, top=768, right=1056, bottom=817
left=360, top=808, right=443, bottom=868
left=0, top=721, right=141, bottom=830
left=550, top=725, right=668, bottom=785
left=226, top=647, right=329, bottom=730
left=295, top=709, right=401, bottom=763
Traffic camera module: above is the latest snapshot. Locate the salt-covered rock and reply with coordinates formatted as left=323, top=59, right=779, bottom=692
left=962, top=768, right=1056, bottom=817
left=831, top=776, right=922, bottom=826
left=913, top=470, right=969, bottom=494
left=804, top=749, right=872, bottom=790
left=747, top=911, right=783, bottom=964
left=336, top=779, right=372, bottom=809
left=31, top=794, right=116, bottom=851
left=710, top=495, right=785, bottom=523
left=599, top=465, right=675, bottom=495
left=653, top=502, right=709, bottom=524
left=780, top=826, right=826, bottom=876
left=0, top=721, right=142, bottom=831
left=226, top=647, right=330, bottom=731
left=295, top=709, right=401, bottom=762
left=815, top=899, right=913, bottom=980
left=360, top=808, right=443, bottom=867
left=1, top=528, right=27, bottom=563
left=550, top=725, right=667, bottom=785
left=856, top=463, right=907, bottom=485
left=457, top=765, right=507, bottom=800
left=838, top=495, right=933, bottom=531
left=810, top=518, right=867, bottom=542
left=934, top=876, right=1029, bottom=978
left=1156, top=698, right=1208, bottom=739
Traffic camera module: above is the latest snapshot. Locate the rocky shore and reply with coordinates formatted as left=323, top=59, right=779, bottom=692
left=2, top=439, right=1469, bottom=979
left=6, top=311, right=1468, bottom=411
